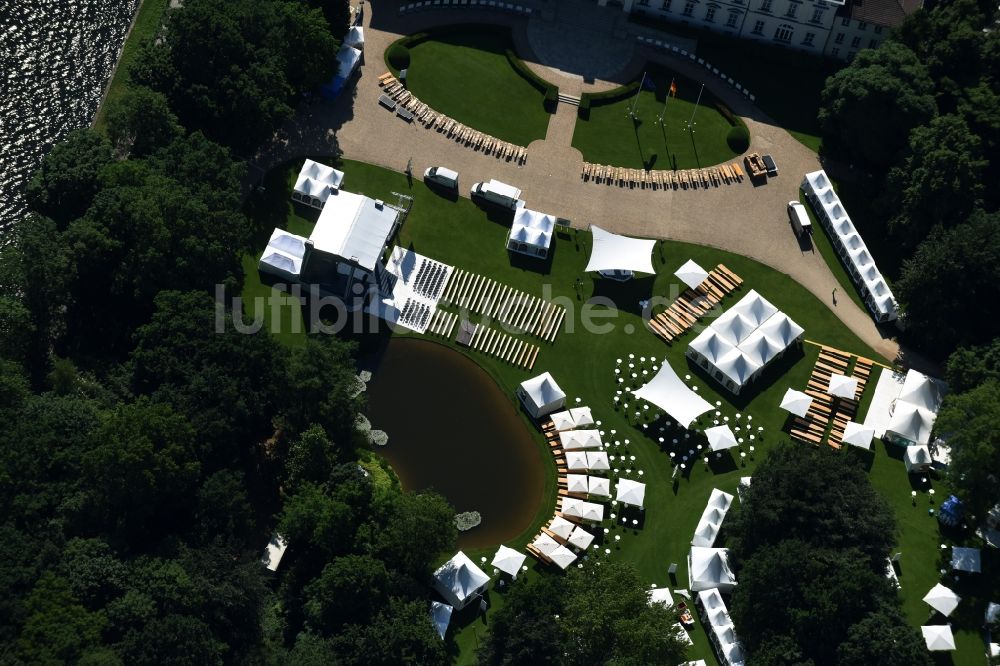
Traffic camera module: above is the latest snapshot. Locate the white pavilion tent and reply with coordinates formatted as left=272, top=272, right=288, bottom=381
left=632, top=360, right=713, bottom=428
left=550, top=406, right=595, bottom=431
left=705, top=425, right=738, bottom=452
left=952, top=547, right=982, bottom=573
left=549, top=545, right=578, bottom=570
left=561, top=497, right=605, bottom=522
left=565, top=452, right=589, bottom=471
left=566, top=474, right=590, bottom=494
left=923, top=583, right=961, bottom=617
left=586, top=451, right=610, bottom=471
left=688, top=547, right=737, bottom=592
left=548, top=516, right=576, bottom=541
left=779, top=388, right=813, bottom=418
left=921, top=625, right=956, bottom=651
left=587, top=475, right=611, bottom=498
left=649, top=587, right=675, bottom=607
left=492, top=545, right=527, bottom=578
left=755, top=312, right=805, bottom=348
left=615, top=478, right=647, bottom=507
left=887, top=401, right=938, bottom=446
left=714, top=350, right=762, bottom=388
left=689, top=330, right=736, bottom=366
left=517, top=372, right=566, bottom=419
left=292, top=159, right=345, bottom=208
left=532, top=533, right=560, bottom=556
left=507, top=208, right=556, bottom=259
left=691, top=489, right=734, bottom=547
left=904, top=444, right=933, bottom=473
left=842, top=421, right=876, bottom=449
left=559, top=429, right=603, bottom=451
left=568, top=526, right=596, bottom=550
left=258, top=229, right=308, bottom=281
left=675, top=259, right=709, bottom=289
left=828, top=374, right=859, bottom=399
left=430, top=601, right=453, bottom=640
left=433, top=551, right=490, bottom=610
left=585, top=225, right=657, bottom=275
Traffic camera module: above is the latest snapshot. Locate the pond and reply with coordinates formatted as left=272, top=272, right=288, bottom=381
left=366, top=337, right=545, bottom=549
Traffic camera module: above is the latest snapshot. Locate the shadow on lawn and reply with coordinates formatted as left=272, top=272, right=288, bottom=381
left=589, top=275, right=657, bottom=317
left=683, top=345, right=807, bottom=412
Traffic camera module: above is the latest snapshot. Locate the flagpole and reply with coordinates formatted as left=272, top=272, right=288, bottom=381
left=629, top=71, right=646, bottom=119
left=687, top=83, right=704, bottom=133
left=658, top=77, right=675, bottom=125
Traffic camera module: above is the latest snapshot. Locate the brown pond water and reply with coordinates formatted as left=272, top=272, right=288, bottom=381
left=367, top=338, right=545, bottom=549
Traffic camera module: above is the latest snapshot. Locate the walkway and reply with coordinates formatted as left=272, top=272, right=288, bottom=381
left=256, top=0, right=901, bottom=363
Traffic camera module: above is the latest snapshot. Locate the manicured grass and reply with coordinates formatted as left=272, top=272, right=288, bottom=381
left=92, top=0, right=171, bottom=133
left=243, top=159, right=989, bottom=666
left=573, top=71, right=743, bottom=170
left=387, top=29, right=551, bottom=146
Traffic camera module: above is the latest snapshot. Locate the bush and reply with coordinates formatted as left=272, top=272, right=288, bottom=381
left=505, top=48, right=558, bottom=113
left=544, top=87, right=558, bottom=113
left=727, top=125, right=750, bottom=153
left=577, top=95, right=591, bottom=119
left=387, top=44, right=410, bottom=71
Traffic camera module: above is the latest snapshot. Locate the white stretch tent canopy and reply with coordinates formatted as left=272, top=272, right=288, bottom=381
left=649, top=587, right=675, bottom=607
left=692, top=489, right=734, bottom=548
left=344, top=25, right=364, bottom=49
left=507, top=208, right=556, bottom=258
left=921, top=625, right=956, bottom=651
left=559, top=429, right=603, bottom=451
left=705, top=425, right=738, bottom=452
left=952, top=547, right=982, bottom=573
left=492, top=545, right=527, bottom=577
left=568, top=526, right=596, bottom=550
left=779, top=388, right=813, bottom=418
left=549, top=545, right=578, bottom=570
left=430, top=601, right=453, bottom=640
left=689, top=547, right=737, bottom=592
left=675, top=259, right=710, bottom=289
left=585, top=225, right=657, bottom=274
left=828, top=374, right=859, bottom=399
left=904, top=444, right=933, bottom=473
left=548, top=516, right=575, bottom=541
left=433, top=551, right=489, bottom=610
left=615, top=478, right=647, bottom=507
left=259, top=229, right=308, bottom=280
left=587, top=476, right=611, bottom=497
left=566, top=474, right=589, bottom=494
left=923, top=583, right=961, bottom=617
left=518, top=372, right=566, bottom=419
left=550, top=407, right=595, bottom=431
left=561, top=497, right=605, bottom=522
left=632, top=360, right=713, bottom=428
left=842, top=421, right=876, bottom=449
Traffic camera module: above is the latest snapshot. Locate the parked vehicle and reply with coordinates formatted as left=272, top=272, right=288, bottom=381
left=787, top=201, right=812, bottom=237
left=423, top=166, right=459, bottom=190
left=470, top=179, right=523, bottom=210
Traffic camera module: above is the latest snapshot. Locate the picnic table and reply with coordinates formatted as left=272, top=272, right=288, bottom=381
left=744, top=152, right=768, bottom=179
left=378, top=94, right=396, bottom=111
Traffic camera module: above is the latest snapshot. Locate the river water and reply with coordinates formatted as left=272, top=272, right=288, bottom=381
left=0, top=0, right=139, bottom=232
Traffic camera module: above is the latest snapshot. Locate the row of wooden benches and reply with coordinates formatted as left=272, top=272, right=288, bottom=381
left=789, top=346, right=874, bottom=447
left=647, top=264, right=744, bottom=344
left=582, top=162, right=745, bottom=190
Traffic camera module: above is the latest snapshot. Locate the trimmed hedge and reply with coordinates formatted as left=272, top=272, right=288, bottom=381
left=727, top=125, right=750, bottom=153
left=578, top=81, right=640, bottom=119
left=387, top=44, right=411, bottom=70
left=504, top=49, right=559, bottom=113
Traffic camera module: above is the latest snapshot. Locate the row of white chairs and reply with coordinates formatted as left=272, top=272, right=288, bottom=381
left=636, top=35, right=757, bottom=102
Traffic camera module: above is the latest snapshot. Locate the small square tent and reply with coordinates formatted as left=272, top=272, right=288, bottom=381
left=705, top=425, right=738, bottom=452
left=517, top=372, right=566, bottom=419
left=923, top=583, right=961, bottom=617
left=568, top=526, right=595, bottom=550
left=921, top=625, right=956, bottom=651
left=779, top=388, right=813, bottom=418
left=322, top=44, right=362, bottom=98
left=429, top=601, right=453, bottom=640
left=904, top=444, right=933, bottom=473
left=549, top=545, right=578, bottom=570
left=842, top=421, right=875, bottom=450
left=433, top=551, right=490, bottom=610
left=559, top=429, right=603, bottom=451
left=585, top=451, right=610, bottom=471
left=649, top=587, right=675, bottom=607
left=615, top=478, right=647, bottom=507
left=293, top=159, right=345, bottom=208
left=828, top=374, right=859, bottom=399
left=688, top=546, right=737, bottom=592
left=548, top=516, right=575, bottom=540
left=491, top=545, right=527, bottom=578
left=550, top=406, right=594, bottom=431
left=951, top=547, right=981, bottom=573
left=259, top=229, right=308, bottom=281
left=674, top=259, right=709, bottom=289
left=587, top=475, right=611, bottom=498
left=531, top=533, right=560, bottom=557
left=566, top=474, right=589, bottom=494
left=565, top=451, right=589, bottom=471
left=507, top=208, right=556, bottom=259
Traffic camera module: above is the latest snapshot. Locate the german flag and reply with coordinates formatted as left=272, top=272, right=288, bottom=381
left=669, top=79, right=678, bottom=97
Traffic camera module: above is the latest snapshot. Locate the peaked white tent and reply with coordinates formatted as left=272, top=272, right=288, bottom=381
left=433, top=551, right=490, bottom=610
left=615, top=478, right=647, bottom=507
left=548, top=516, right=576, bottom=541
left=689, top=330, right=736, bottom=365
left=887, top=402, right=937, bottom=446
left=559, top=429, right=603, bottom=451
left=632, top=360, right=713, bottom=428
left=692, top=489, right=734, bottom=547
left=698, top=589, right=745, bottom=666
left=344, top=25, right=364, bottom=50
left=675, top=259, right=709, bottom=289
left=842, top=421, right=875, bottom=449
left=507, top=208, right=556, bottom=259
left=921, top=625, right=956, bottom=651
left=550, top=407, right=595, bottom=431
left=492, top=545, right=527, bottom=578
left=586, top=451, right=610, bottom=471
left=587, top=475, right=611, bottom=498
left=561, top=497, right=605, bottom=522
left=430, top=601, right=453, bottom=640
left=705, top=425, right=738, bottom=452
left=259, top=229, right=308, bottom=280
left=532, top=533, right=560, bottom=556
left=898, top=370, right=946, bottom=413
left=904, top=444, right=933, bottom=473
left=517, top=372, right=566, bottom=419
left=585, top=225, right=657, bottom=275
left=828, top=374, right=859, bottom=399
left=779, top=388, right=813, bottom=418
left=755, top=312, right=805, bottom=348
left=565, top=452, right=589, bottom=471
left=689, top=547, right=737, bottom=592
left=566, top=474, right=590, bottom=494
left=649, top=587, right=675, bottom=607
left=568, top=526, right=596, bottom=550
left=729, top=290, right=779, bottom=327
left=952, top=547, right=981, bottom=573
left=292, top=159, right=345, bottom=208
left=549, top=545, right=578, bottom=570
left=715, top=349, right=762, bottom=387
left=923, top=583, right=961, bottom=617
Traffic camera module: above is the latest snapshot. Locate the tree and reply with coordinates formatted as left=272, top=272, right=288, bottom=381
left=330, top=598, right=447, bottom=666
left=837, top=605, right=932, bottom=666
left=24, top=129, right=113, bottom=226
left=301, top=0, right=351, bottom=37
left=476, top=575, right=564, bottom=666
left=16, top=572, right=108, bottom=665
left=192, top=470, right=256, bottom=546
left=945, top=339, right=1000, bottom=393
left=302, top=554, right=390, bottom=633
left=105, top=86, right=182, bottom=158
left=938, top=381, right=1000, bottom=523
left=282, top=336, right=361, bottom=442
left=819, top=42, right=937, bottom=168
left=278, top=482, right=357, bottom=559
left=118, top=614, right=225, bottom=666
left=371, top=491, right=457, bottom=581
left=284, top=425, right=341, bottom=491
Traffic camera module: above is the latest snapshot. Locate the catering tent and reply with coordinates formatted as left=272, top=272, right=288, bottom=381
left=675, top=259, right=709, bottom=289
left=548, top=516, right=576, bottom=541
left=585, top=225, right=657, bottom=275
left=550, top=406, right=595, bottom=431
left=688, top=547, right=737, bottom=592
left=531, top=533, right=560, bottom=556
left=507, top=208, right=556, bottom=259
left=586, top=451, right=610, bottom=471
left=828, top=374, right=859, bottom=399
left=433, top=551, right=490, bottom=610
left=587, top=475, right=611, bottom=498
left=649, top=587, right=675, bottom=607
left=292, top=159, right=346, bottom=208
left=566, top=474, right=590, bottom=494
left=258, top=228, right=308, bottom=280
left=923, top=583, right=961, bottom=617
left=559, top=429, right=603, bottom=451
left=517, top=372, right=566, bottom=419
left=921, top=625, right=956, bottom=651
left=887, top=402, right=937, bottom=446
left=952, top=547, right=982, bottom=573
left=615, top=478, right=647, bottom=507
left=842, top=421, right=875, bottom=450
left=549, top=545, right=578, bottom=570
left=779, top=388, right=813, bottom=418
left=568, top=526, right=595, bottom=550
left=429, top=601, right=453, bottom=640
left=632, top=360, right=713, bottom=428
left=705, top=425, right=738, bottom=452
left=491, top=545, right=527, bottom=578
left=561, top=497, right=605, bottom=522
left=691, top=489, right=734, bottom=547
left=344, top=25, right=364, bottom=50
left=689, top=330, right=736, bottom=365
left=904, top=444, right=933, bottom=473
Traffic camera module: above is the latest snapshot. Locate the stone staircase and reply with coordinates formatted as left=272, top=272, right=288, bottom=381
left=557, top=92, right=580, bottom=107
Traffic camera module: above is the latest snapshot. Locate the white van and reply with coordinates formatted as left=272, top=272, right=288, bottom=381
left=423, top=166, right=459, bottom=190
left=788, top=201, right=812, bottom=237
left=470, top=179, right=523, bottom=210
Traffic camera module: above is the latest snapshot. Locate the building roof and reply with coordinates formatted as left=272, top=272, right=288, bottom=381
left=842, top=0, right=922, bottom=28
left=309, top=189, right=398, bottom=271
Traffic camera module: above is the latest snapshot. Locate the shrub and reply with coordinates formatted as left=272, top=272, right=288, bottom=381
left=577, top=95, right=591, bottom=119
left=727, top=125, right=750, bottom=153
left=544, top=87, right=559, bottom=113
left=387, top=44, right=410, bottom=71
left=505, top=48, right=559, bottom=112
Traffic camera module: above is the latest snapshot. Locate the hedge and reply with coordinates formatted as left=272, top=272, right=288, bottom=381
left=504, top=49, right=559, bottom=113
left=727, top=125, right=750, bottom=153
left=387, top=44, right=411, bottom=71
left=578, top=81, right=640, bottom=119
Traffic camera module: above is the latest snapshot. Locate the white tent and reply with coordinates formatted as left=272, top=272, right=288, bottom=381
left=675, top=259, right=709, bottom=289
left=842, top=421, right=875, bottom=450
left=566, top=474, right=590, bottom=494
left=344, top=25, right=364, bottom=50
left=754, top=312, right=804, bottom=348
left=429, top=601, right=452, bottom=640
left=260, top=533, right=288, bottom=571
left=335, top=44, right=362, bottom=81
left=568, top=526, right=596, bottom=550
left=507, top=208, right=556, bottom=259
left=615, top=478, right=647, bottom=507
left=649, top=587, right=675, bottom=607
left=705, top=425, right=738, bottom=452
left=923, top=583, right=961, bottom=617
left=952, top=547, right=981, bottom=573
left=549, top=516, right=576, bottom=540
left=550, top=407, right=595, bottom=431
left=565, top=452, right=589, bottom=471
left=492, top=545, right=527, bottom=578
left=586, top=451, right=610, bottom=471
left=259, top=228, right=308, bottom=280
left=692, top=489, right=734, bottom=547
left=532, top=533, right=560, bottom=556
left=309, top=188, right=399, bottom=272
left=559, top=429, right=603, bottom=451
left=587, top=475, right=611, bottom=498
left=561, top=497, right=605, bottom=522
left=904, top=444, right=933, bottom=473
left=898, top=370, right=946, bottom=412
left=712, top=311, right=759, bottom=346
left=714, top=349, right=762, bottom=387
left=921, top=625, right=956, bottom=651
left=433, top=551, right=490, bottom=610
left=739, top=331, right=785, bottom=366
left=729, top=290, right=779, bottom=328
left=517, top=372, right=566, bottom=419
left=585, top=225, right=657, bottom=274
left=737, top=477, right=752, bottom=503
left=549, top=545, right=578, bottom=570
left=688, top=547, right=737, bottom=592
left=828, top=374, right=859, bottom=399
left=888, top=402, right=937, bottom=446
left=689, top=330, right=736, bottom=365
left=632, top=360, right=713, bottom=428
left=292, top=159, right=345, bottom=209
left=779, top=388, right=813, bottom=418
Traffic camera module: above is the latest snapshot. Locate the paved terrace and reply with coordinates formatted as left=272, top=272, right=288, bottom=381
left=256, top=0, right=905, bottom=363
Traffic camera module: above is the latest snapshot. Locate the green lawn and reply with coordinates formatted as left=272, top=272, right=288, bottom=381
left=573, top=70, right=743, bottom=170
left=387, top=29, right=551, bottom=146
left=243, top=158, right=987, bottom=666
left=92, top=0, right=171, bottom=133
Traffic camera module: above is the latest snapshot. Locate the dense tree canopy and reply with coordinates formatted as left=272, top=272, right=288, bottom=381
left=938, top=380, right=1000, bottom=524
left=946, top=339, right=1000, bottom=393
left=24, top=129, right=113, bottom=226
left=105, top=86, right=182, bottom=158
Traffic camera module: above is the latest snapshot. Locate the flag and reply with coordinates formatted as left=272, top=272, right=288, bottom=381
left=669, top=79, right=678, bottom=97
left=643, top=76, right=657, bottom=91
